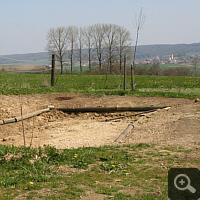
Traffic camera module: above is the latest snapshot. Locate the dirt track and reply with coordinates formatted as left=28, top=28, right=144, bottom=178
left=0, top=93, right=199, bottom=150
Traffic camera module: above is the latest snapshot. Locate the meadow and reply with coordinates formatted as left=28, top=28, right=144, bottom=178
left=0, top=72, right=200, bottom=98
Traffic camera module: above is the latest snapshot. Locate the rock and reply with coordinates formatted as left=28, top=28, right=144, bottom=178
left=94, top=113, right=100, bottom=117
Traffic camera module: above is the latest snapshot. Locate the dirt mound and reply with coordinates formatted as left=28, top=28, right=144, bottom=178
left=55, top=96, right=73, bottom=101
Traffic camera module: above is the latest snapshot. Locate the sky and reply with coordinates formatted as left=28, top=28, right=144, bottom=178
left=0, top=0, right=199, bottom=55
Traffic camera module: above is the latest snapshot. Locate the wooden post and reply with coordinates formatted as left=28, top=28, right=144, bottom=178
left=131, top=64, right=134, bottom=90
left=51, top=54, right=55, bottom=86
left=124, top=55, right=126, bottom=90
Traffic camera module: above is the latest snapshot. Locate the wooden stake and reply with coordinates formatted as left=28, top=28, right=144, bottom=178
left=51, top=54, right=55, bottom=86
left=131, top=64, right=134, bottom=90
left=124, top=55, right=126, bottom=90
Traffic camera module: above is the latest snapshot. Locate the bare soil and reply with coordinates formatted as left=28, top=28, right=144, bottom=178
left=0, top=93, right=199, bottom=150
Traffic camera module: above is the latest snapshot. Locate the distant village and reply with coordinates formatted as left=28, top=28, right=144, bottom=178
left=70, top=53, right=200, bottom=68
left=135, top=53, right=200, bottom=65
left=60, top=53, right=200, bottom=68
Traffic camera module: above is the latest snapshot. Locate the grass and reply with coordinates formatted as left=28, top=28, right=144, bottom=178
left=0, top=72, right=199, bottom=98
left=0, top=143, right=199, bottom=199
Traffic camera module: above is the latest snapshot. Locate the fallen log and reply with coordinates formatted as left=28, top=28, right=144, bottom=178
left=113, top=106, right=171, bottom=144
left=3, top=118, right=16, bottom=124
left=15, top=108, right=50, bottom=122
left=1, top=108, right=50, bottom=125
left=53, top=106, right=168, bottom=113
left=114, top=124, right=134, bottom=143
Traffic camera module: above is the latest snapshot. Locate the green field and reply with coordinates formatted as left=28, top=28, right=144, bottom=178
left=0, top=72, right=199, bottom=98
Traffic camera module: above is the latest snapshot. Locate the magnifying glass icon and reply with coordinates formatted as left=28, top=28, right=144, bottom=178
left=174, top=174, right=196, bottom=193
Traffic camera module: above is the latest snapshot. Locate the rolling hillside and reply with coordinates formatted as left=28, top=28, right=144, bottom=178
left=0, top=42, right=199, bottom=65
left=135, top=42, right=200, bottom=58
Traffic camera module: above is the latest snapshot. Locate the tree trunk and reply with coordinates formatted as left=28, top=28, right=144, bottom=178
left=98, top=54, right=102, bottom=72
left=80, top=48, right=82, bottom=73
left=120, top=54, right=122, bottom=71
left=88, top=47, right=91, bottom=72
left=109, top=48, right=112, bottom=74
left=70, top=55, right=73, bottom=74
left=60, top=59, right=63, bottom=75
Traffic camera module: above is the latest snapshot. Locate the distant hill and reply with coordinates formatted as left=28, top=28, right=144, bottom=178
left=134, top=42, right=200, bottom=59
left=0, top=43, right=200, bottom=65
left=0, top=52, right=50, bottom=65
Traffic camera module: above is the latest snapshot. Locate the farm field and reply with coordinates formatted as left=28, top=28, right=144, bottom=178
left=0, top=73, right=199, bottom=199
left=0, top=73, right=200, bottom=98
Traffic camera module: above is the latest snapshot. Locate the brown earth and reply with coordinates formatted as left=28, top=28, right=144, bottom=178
left=0, top=93, right=199, bottom=150
left=0, top=65, right=59, bottom=71
left=0, top=66, right=37, bottom=71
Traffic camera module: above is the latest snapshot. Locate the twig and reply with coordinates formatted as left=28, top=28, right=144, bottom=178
left=30, top=116, right=35, bottom=148
left=19, top=95, right=26, bottom=147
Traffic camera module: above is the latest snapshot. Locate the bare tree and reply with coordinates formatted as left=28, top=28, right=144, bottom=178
left=117, top=26, right=132, bottom=71
left=132, top=8, right=145, bottom=89
left=103, top=24, right=119, bottom=74
left=46, top=27, right=68, bottom=74
left=83, top=25, right=94, bottom=72
left=67, top=26, right=78, bottom=74
left=92, top=24, right=105, bottom=71
left=192, top=56, right=199, bottom=75
left=77, top=27, right=85, bottom=73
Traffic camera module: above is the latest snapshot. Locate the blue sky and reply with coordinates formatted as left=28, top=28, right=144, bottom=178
left=0, top=0, right=199, bottom=55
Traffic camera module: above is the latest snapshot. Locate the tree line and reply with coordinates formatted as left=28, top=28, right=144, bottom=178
left=46, top=24, right=132, bottom=74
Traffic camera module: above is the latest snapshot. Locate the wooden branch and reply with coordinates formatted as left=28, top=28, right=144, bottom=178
left=15, top=108, right=50, bottom=122
left=113, top=107, right=171, bottom=144
left=3, top=118, right=16, bottom=124
left=1, top=108, right=50, bottom=125
left=114, top=124, right=134, bottom=143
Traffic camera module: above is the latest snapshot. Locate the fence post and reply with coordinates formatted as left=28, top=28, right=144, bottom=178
left=124, top=55, right=126, bottom=90
left=51, top=54, right=55, bottom=86
left=131, top=64, right=133, bottom=90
